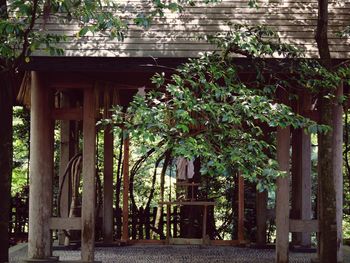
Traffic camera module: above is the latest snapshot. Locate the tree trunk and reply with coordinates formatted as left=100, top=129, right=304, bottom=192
left=0, top=71, right=13, bottom=263
left=315, top=0, right=338, bottom=262
left=317, top=96, right=337, bottom=263
left=115, top=131, right=123, bottom=239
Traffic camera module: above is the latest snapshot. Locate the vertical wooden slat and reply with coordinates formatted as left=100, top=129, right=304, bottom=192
left=202, top=205, right=208, bottom=239
left=256, top=191, right=267, bottom=246
left=103, top=125, right=114, bottom=243
left=291, top=94, right=312, bottom=247
left=58, top=92, right=72, bottom=245
left=238, top=174, right=244, bottom=243
left=81, top=87, right=96, bottom=262
left=173, top=206, right=178, bottom=237
left=28, top=71, right=54, bottom=259
left=276, top=126, right=291, bottom=263
left=291, top=129, right=301, bottom=245
left=122, top=134, right=130, bottom=242
left=166, top=204, right=171, bottom=243
left=300, top=130, right=312, bottom=245
left=333, top=83, right=343, bottom=261
left=103, top=89, right=114, bottom=244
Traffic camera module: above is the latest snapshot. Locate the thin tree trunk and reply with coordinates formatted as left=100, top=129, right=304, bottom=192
left=315, top=0, right=338, bottom=261
left=0, top=71, right=13, bottom=263
left=317, top=97, right=337, bottom=263
left=115, top=131, right=123, bottom=239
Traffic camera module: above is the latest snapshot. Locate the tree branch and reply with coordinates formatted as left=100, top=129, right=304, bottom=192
left=15, top=0, right=39, bottom=67
left=315, top=0, right=331, bottom=64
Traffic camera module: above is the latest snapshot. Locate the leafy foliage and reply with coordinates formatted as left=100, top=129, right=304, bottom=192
left=107, top=24, right=328, bottom=191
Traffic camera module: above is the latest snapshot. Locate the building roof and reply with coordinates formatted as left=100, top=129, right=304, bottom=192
left=33, top=0, right=350, bottom=59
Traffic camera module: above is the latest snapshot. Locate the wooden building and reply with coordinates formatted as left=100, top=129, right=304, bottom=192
left=23, top=0, right=350, bottom=262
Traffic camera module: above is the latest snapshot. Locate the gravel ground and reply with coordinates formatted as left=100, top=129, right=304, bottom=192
left=10, top=244, right=318, bottom=263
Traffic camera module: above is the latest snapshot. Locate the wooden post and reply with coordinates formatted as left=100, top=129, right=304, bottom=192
left=256, top=191, right=267, bottom=246
left=166, top=204, right=171, bottom=243
left=291, top=95, right=312, bottom=247
left=332, top=83, right=343, bottom=261
left=122, top=133, right=130, bottom=242
left=28, top=71, right=54, bottom=259
left=275, top=126, right=291, bottom=263
left=173, top=206, right=178, bottom=237
left=58, top=92, right=72, bottom=245
left=103, top=125, right=114, bottom=243
left=300, top=130, right=312, bottom=245
left=202, top=205, right=208, bottom=239
left=81, top=87, right=96, bottom=262
left=238, top=174, right=244, bottom=243
left=291, top=129, right=312, bottom=247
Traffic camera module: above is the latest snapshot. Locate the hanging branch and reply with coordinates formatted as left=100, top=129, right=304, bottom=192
left=16, top=0, right=39, bottom=66
left=129, top=140, right=165, bottom=211
left=145, top=152, right=166, bottom=210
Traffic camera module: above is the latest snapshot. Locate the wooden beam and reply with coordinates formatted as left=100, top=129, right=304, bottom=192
left=166, top=204, right=171, bottom=243
left=49, top=80, right=93, bottom=90
left=128, top=239, right=167, bottom=245
left=202, top=205, right=208, bottom=239
left=127, top=239, right=245, bottom=246
left=103, top=127, right=114, bottom=243
left=122, top=134, right=130, bottom=242
left=289, top=219, right=318, bottom=233
left=210, top=240, right=244, bottom=246
left=238, top=174, right=245, bottom=243
left=28, top=72, right=54, bottom=259
left=158, top=201, right=215, bottom=206
left=58, top=93, right=73, bottom=245
left=256, top=191, right=268, bottom=246
left=52, top=107, right=83, bottom=120
left=291, top=93, right=312, bottom=247
left=49, top=217, right=82, bottom=230
left=275, top=126, right=291, bottom=263
left=81, top=87, right=96, bottom=262
left=169, top=238, right=204, bottom=245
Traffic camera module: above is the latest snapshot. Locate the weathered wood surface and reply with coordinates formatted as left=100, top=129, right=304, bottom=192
left=275, top=126, right=291, bottom=263
left=28, top=72, right=54, bottom=259
left=33, top=0, right=350, bottom=58
left=52, top=107, right=83, bottom=120
left=81, top=87, right=97, bottom=262
left=49, top=217, right=82, bottom=230
left=291, top=94, right=312, bottom=247
left=289, top=219, right=318, bottom=233
left=159, top=201, right=215, bottom=206
left=103, top=90, right=114, bottom=244
left=333, top=84, right=344, bottom=261
left=256, top=191, right=267, bottom=246
left=238, top=175, right=245, bottom=243
left=58, top=92, right=73, bottom=245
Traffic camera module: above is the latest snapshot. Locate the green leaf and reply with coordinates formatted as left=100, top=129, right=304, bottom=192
left=78, top=27, right=89, bottom=37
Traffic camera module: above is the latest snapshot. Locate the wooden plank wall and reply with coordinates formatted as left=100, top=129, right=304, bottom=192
left=35, top=0, right=350, bottom=58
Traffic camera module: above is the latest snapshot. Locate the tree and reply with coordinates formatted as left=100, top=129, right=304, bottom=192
left=315, top=0, right=341, bottom=261
left=107, top=24, right=328, bottom=191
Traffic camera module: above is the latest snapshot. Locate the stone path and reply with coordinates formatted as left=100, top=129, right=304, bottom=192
left=10, top=244, right=320, bottom=263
